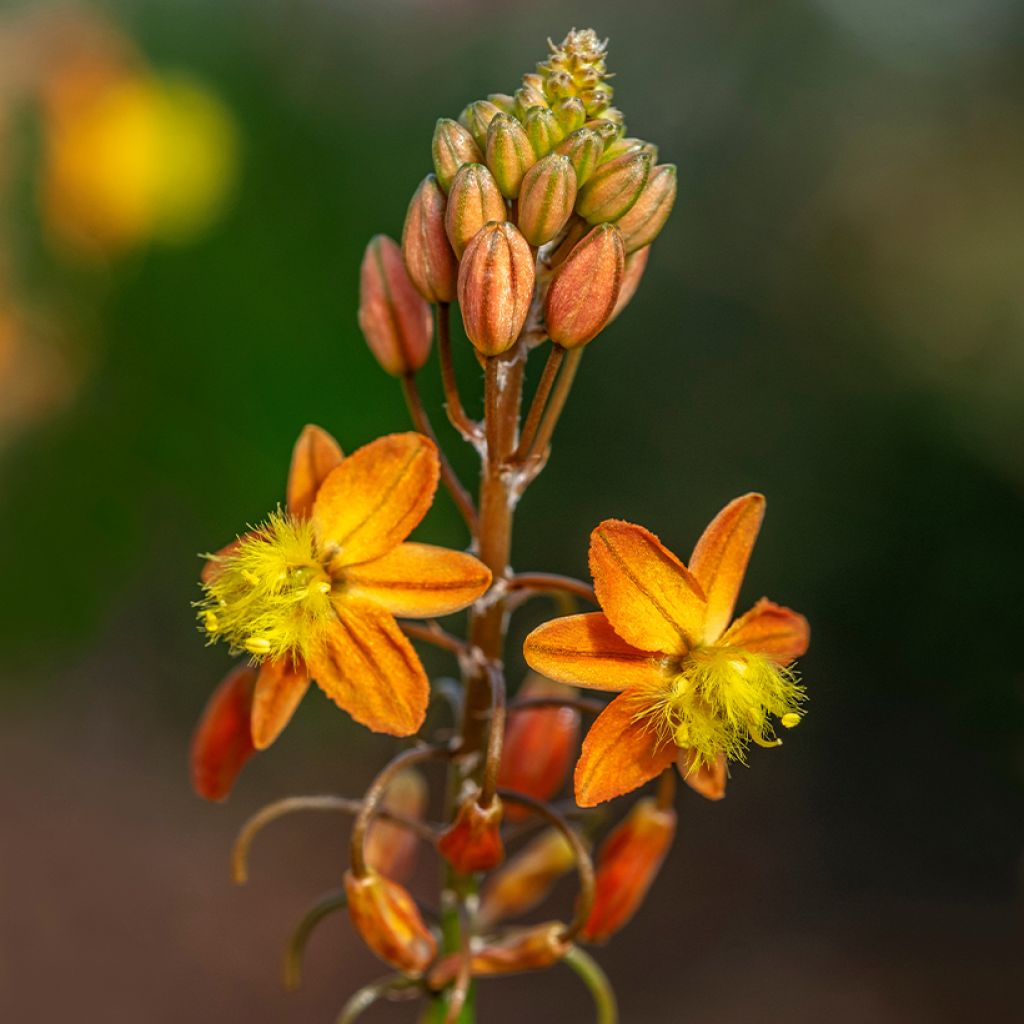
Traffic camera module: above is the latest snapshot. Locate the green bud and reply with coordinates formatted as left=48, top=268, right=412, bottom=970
left=486, top=113, right=536, bottom=199
left=584, top=118, right=623, bottom=143
left=543, top=70, right=575, bottom=102
left=517, top=154, right=577, bottom=247
left=579, top=85, right=614, bottom=117
left=615, top=164, right=677, bottom=253
left=459, top=100, right=503, bottom=150
left=432, top=118, right=483, bottom=193
left=601, top=137, right=658, bottom=165
left=488, top=93, right=516, bottom=114
left=524, top=107, right=566, bottom=158
left=552, top=97, right=587, bottom=134
left=444, top=163, right=507, bottom=258
left=514, top=84, right=549, bottom=119
left=555, top=128, right=604, bottom=186
left=576, top=151, right=651, bottom=224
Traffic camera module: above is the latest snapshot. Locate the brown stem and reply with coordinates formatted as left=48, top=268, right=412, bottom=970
left=511, top=345, right=565, bottom=462
left=479, top=662, right=506, bottom=808
left=437, top=302, right=483, bottom=446
left=506, top=572, right=596, bottom=605
left=656, top=767, right=677, bottom=810
left=400, top=619, right=469, bottom=659
left=520, top=346, right=583, bottom=474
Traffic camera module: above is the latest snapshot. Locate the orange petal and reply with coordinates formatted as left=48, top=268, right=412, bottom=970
left=312, top=433, right=439, bottom=567
left=523, top=613, right=670, bottom=692
left=720, top=598, right=810, bottom=665
left=689, top=493, right=765, bottom=643
left=589, top=520, right=706, bottom=655
left=286, top=424, right=344, bottom=519
left=677, top=749, right=727, bottom=801
left=201, top=532, right=254, bottom=584
left=574, top=691, right=676, bottom=807
left=306, top=601, right=429, bottom=736
left=190, top=663, right=258, bottom=801
left=344, top=542, right=491, bottom=618
left=250, top=656, right=311, bottom=750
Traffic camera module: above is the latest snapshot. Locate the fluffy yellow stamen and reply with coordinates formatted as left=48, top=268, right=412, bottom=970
left=197, top=511, right=335, bottom=662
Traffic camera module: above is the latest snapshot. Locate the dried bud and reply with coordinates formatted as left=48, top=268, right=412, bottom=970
left=580, top=798, right=676, bottom=943
left=524, top=107, right=565, bottom=158
left=614, top=163, right=677, bottom=253
left=459, top=99, right=503, bottom=150
left=485, top=113, right=537, bottom=199
left=190, top=663, right=258, bottom=801
left=437, top=795, right=505, bottom=874
left=432, top=118, right=483, bottom=193
left=444, top=163, right=506, bottom=259
left=498, top=676, right=580, bottom=816
left=516, top=155, right=578, bottom=247
left=552, top=97, right=587, bottom=134
left=608, top=245, right=650, bottom=324
left=365, top=768, right=428, bottom=883
left=478, top=829, right=577, bottom=928
left=555, top=128, right=604, bottom=186
left=457, top=221, right=535, bottom=356
left=345, top=869, right=437, bottom=975
left=678, top=749, right=727, bottom=801
left=544, top=223, right=624, bottom=348
left=428, top=922, right=570, bottom=987
left=576, top=151, right=651, bottom=224
left=358, top=235, right=433, bottom=376
left=402, top=174, right=457, bottom=304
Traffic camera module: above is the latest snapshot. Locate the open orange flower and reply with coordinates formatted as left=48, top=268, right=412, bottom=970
left=523, top=494, right=809, bottom=806
left=199, top=426, right=490, bottom=743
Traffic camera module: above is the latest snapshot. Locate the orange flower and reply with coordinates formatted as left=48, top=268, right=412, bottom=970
left=199, top=426, right=491, bottom=741
left=523, top=494, right=809, bottom=806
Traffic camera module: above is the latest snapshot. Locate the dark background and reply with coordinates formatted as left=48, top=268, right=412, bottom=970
left=1, top=1, right=1021, bottom=1021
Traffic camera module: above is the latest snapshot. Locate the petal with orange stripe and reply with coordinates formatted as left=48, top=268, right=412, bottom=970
left=286, top=424, right=344, bottom=519
left=720, top=598, right=809, bottom=666
left=251, top=655, right=311, bottom=749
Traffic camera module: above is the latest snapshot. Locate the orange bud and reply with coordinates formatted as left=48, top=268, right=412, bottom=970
left=402, top=174, right=457, bottom=304
left=459, top=99, right=502, bottom=150
left=365, top=768, right=429, bottom=883
left=580, top=798, right=676, bottom=943
left=524, top=107, right=565, bottom=158
left=345, top=869, right=437, bottom=975
left=190, top=663, right=258, bottom=801
left=498, top=676, right=580, bottom=817
left=544, top=223, right=624, bottom=348
left=552, top=97, right=587, bottom=134
left=555, top=128, right=604, bottom=186
left=516, top=154, right=577, bottom=247
left=615, top=164, right=677, bottom=253
left=437, top=795, right=505, bottom=874
left=608, top=245, right=650, bottom=324
left=428, top=922, right=569, bottom=987
left=431, top=118, right=482, bottom=193
left=357, top=234, right=432, bottom=376
left=444, top=163, right=507, bottom=259
left=677, top=749, right=727, bottom=801
left=457, top=222, right=535, bottom=357
left=486, top=113, right=536, bottom=199
left=576, top=151, right=651, bottom=224
left=478, top=828, right=577, bottom=928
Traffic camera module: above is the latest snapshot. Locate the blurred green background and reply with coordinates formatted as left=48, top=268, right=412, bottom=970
left=1, top=1, right=1021, bottom=1020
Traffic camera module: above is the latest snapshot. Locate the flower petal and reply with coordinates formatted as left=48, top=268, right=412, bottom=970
left=720, top=598, right=810, bottom=665
left=676, top=749, right=727, bottom=801
left=287, top=424, right=344, bottom=519
left=344, top=542, right=491, bottom=618
left=523, top=613, right=670, bottom=692
left=589, top=520, right=705, bottom=655
left=313, top=433, right=439, bottom=567
left=574, top=691, right=676, bottom=807
left=307, top=601, right=429, bottom=736
left=251, top=656, right=311, bottom=749
left=190, top=663, right=258, bottom=801
left=689, top=493, right=765, bottom=643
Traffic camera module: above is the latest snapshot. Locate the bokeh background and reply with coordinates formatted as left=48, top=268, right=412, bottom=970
left=1, top=1, right=1021, bottom=1020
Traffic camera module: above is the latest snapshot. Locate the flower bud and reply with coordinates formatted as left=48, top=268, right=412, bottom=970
left=498, top=676, right=579, bottom=816
left=437, top=794, right=505, bottom=874
left=365, top=768, right=429, bottom=883
left=459, top=99, right=503, bottom=150
left=576, top=151, right=651, bottom=224
left=552, top=97, right=587, bottom=134
left=579, top=87, right=614, bottom=116
left=190, top=663, right=258, bottom=801
left=402, top=175, right=458, bottom=304
left=544, top=70, right=575, bottom=102
left=601, top=137, right=658, bottom=164
left=444, top=163, right=506, bottom=259
left=516, top=155, right=577, bottom=247
left=677, top=749, right=727, bottom=801
left=428, top=922, right=570, bottom=987
left=546, top=217, right=590, bottom=269
left=457, top=222, right=535, bottom=357
left=524, top=107, right=565, bottom=158
left=580, top=798, right=676, bottom=943
left=544, top=223, right=624, bottom=348
left=485, top=113, right=536, bottom=199
left=358, top=235, right=433, bottom=376
left=514, top=83, right=549, bottom=118
left=478, top=829, right=577, bottom=927
left=345, top=869, right=437, bottom=975
left=583, top=118, right=623, bottom=143
left=555, top=128, right=604, bottom=186
left=487, top=93, right=516, bottom=114
left=431, top=118, right=482, bottom=193
left=608, top=245, right=650, bottom=324
left=614, top=164, right=677, bottom=253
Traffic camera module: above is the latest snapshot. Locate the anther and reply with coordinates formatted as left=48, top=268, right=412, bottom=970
left=244, top=637, right=271, bottom=655
left=203, top=610, right=220, bottom=633
left=781, top=713, right=801, bottom=729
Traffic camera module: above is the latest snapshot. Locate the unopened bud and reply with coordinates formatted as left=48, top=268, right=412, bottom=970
left=478, top=829, right=577, bottom=928
left=514, top=83, right=549, bottom=118
left=402, top=175, right=457, bottom=304
left=486, top=113, right=536, bottom=199
left=615, top=164, right=677, bottom=253
left=487, top=93, right=516, bottom=114
left=365, top=768, right=428, bottom=883
left=544, top=223, right=624, bottom=348
left=580, top=798, right=676, bottom=943
left=516, top=155, right=577, bottom=247
left=583, top=118, right=623, bottom=143
left=555, top=128, right=604, bottom=186
left=358, top=235, right=432, bottom=376
left=345, top=869, right=437, bottom=975
left=457, top=222, right=535, bottom=356
left=601, top=137, right=658, bottom=165
left=546, top=217, right=590, bottom=268
left=437, top=794, right=505, bottom=874
left=190, top=663, right=258, bottom=802
left=608, top=245, right=650, bottom=324
left=576, top=151, right=651, bottom=224
left=459, top=99, right=503, bottom=150
left=579, top=87, right=614, bottom=116
left=524, top=107, right=565, bottom=158
left=444, top=163, right=507, bottom=258
left=543, top=70, right=575, bottom=102
left=428, top=922, right=570, bottom=987
left=677, top=748, right=727, bottom=801
left=552, top=97, right=587, bottom=134
left=432, top=118, right=482, bottom=193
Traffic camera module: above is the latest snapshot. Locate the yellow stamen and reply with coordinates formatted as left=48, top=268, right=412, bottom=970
left=781, top=713, right=801, bottom=729
left=244, top=637, right=271, bottom=655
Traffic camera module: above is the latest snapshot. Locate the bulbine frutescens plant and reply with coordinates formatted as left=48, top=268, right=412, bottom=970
left=191, top=28, right=811, bottom=1022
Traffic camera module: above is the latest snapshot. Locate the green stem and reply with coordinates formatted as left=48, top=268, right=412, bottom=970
left=562, top=946, right=619, bottom=1024
left=283, top=888, right=347, bottom=991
